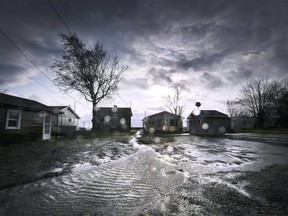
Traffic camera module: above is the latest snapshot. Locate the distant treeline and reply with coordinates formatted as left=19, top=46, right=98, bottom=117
left=226, top=78, right=288, bottom=129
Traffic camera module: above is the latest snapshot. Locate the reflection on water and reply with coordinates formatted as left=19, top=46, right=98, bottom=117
left=155, top=136, right=288, bottom=174
left=1, top=136, right=288, bottom=215
left=0, top=143, right=183, bottom=216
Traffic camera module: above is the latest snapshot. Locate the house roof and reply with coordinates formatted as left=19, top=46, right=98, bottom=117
left=49, top=106, right=80, bottom=119
left=188, top=110, right=228, bottom=118
left=0, top=93, right=53, bottom=112
left=146, top=111, right=181, bottom=119
left=96, top=106, right=133, bottom=116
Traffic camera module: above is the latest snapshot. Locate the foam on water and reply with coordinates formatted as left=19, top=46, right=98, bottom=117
left=0, top=136, right=184, bottom=216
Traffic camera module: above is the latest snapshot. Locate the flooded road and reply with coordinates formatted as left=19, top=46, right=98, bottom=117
left=155, top=135, right=288, bottom=174
left=0, top=137, right=184, bottom=215
left=1, top=134, right=288, bottom=215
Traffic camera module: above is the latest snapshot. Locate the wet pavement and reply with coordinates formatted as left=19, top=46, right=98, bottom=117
left=0, top=133, right=288, bottom=215
left=225, top=132, right=288, bottom=146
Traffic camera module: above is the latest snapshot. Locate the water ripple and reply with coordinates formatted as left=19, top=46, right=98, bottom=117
left=0, top=147, right=183, bottom=216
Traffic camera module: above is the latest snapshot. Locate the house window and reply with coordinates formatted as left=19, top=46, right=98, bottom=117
left=6, top=109, right=22, bottom=129
left=157, top=120, right=161, bottom=127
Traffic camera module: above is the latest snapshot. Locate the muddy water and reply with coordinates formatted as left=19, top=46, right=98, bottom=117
left=1, top=135, right=288, bottom=215
left=155, top=136, right=288, bottom=173
left=152, top=135, right=288, bottom=200
left=0, top=141, right=184, bottom=216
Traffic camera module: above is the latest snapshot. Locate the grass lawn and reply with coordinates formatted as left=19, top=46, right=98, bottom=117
left=239, top=129, right=288, bottom=134
left=0, top=131, right=137, bottom=190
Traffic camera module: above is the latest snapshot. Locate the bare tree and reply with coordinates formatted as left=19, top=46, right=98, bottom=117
left=225, top=100, right=247, bottom=117
left=267, top=79, right=288, bottom=128
left=163, top=84, right=185, bottom=116
left=51, top=33, right=127, bottom=131
left=239, top=78, right=271, bottom=129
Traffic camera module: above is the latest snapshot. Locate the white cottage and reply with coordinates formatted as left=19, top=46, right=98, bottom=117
left=50, top=106, right=80, bottom=136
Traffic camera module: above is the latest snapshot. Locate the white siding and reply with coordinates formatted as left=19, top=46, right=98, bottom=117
left=58, top=108, right=78, bottom=127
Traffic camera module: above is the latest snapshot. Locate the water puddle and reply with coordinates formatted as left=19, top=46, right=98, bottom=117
left=0, top=136, right=184, bottom=216
left=1, top=134, right=288, bottom=215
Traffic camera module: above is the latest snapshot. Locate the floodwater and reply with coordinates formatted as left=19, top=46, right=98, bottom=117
left=1, top=134, right=288, bottom=215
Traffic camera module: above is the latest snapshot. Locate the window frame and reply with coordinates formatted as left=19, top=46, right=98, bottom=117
left=5, top=109, right=22, bottom=129
left=169, top=119, right=175, bottom=126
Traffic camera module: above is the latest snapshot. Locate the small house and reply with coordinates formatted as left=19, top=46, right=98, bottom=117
left=95, top=106, right=132, bottom=132
left=50, top=106, right=80, bottom=136
left=143, top=111, right=183, bottom=133
left=0, top=93, right=57, bottom=143
left=230, top=116, right=255, bottom=130
left=188, top=110, right=229, bottom=135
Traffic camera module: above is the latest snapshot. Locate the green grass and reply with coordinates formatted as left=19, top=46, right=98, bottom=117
left=239, top=129, right=288, bottom=134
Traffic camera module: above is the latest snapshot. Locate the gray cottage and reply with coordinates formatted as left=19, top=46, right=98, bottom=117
left=230, top=116, right=255, bottom=130
left=95, top=106, right=132, bottom=132
left=188, top=110, right=229, bottom=135
left=0, top=93, right=57, bottom=143
left=143, top=111, right=183, bottom=133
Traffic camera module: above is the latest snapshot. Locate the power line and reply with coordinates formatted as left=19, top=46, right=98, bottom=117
left=116, top=92, right=130, bottom=107
left=0, top=57, right=80, bottom=104
left=48, top=0, right=72, bottom=34
left=0, top=27, right=55, bottom=84
left=46, top=1, right=128, bottom=108
left=0, top=57, right=57, bottom=94
left=48, top=1, right=127, bottom=109
left=46, top=0, right=89, bottom=107
left=0, top=26, right=86, bottom=106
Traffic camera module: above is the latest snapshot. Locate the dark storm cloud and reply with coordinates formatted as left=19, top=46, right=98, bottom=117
left=169, top=1, right=287, bottom=73
left=176, top=52, right=226, bottom=71
left=227, top=69, right=253, bottom=84
left=0, top=0, right=64, bottom=82
left=0, top=62, right=27, bottom=82
left=121, top=77, right=148, bottom=90
left=269, top=38, right=288, bottom=74
left=1, top=0, right=288, bottom=88
left=148, top=68, right=173, bottom=85
left=200, top=72, right=224, bottom=89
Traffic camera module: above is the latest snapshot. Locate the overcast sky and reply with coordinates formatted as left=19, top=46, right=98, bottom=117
left=1, top=0, right=288, bottom=127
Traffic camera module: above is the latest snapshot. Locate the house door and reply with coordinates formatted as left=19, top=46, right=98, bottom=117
left=111, top=116, right=118, bottom=128
left=43, top=113, right=51, bottom=140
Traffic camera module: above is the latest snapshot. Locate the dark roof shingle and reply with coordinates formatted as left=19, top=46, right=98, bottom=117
left=0, top=93, right=53, bottom=112
left=146, top=111, right=180, bottom=118
left=96, top=107, right=132, bottom=116
left=188, top=110, right=228, bottom=118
